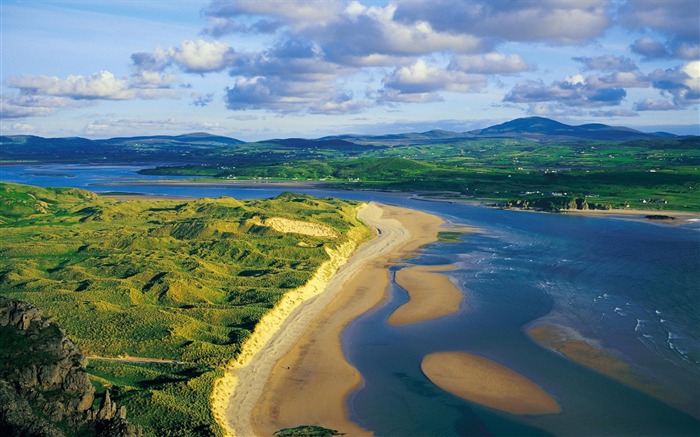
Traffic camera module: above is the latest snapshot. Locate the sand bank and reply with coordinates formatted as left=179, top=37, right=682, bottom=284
left=421, top=351, right=561, bottom=415
left=559, top=208, right=700, bottom=225
left=387, top=264, right=463, bottom=326
left=527, top=323, right=669, bottom=402
left=223, top=202, right=448, bottom=436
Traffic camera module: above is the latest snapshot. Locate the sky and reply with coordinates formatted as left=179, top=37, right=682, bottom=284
left=1, top=0, right=698, bottom=141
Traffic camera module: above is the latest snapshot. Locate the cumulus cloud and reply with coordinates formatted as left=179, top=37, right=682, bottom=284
left=224, top=75, right=370, bottom=113
left=131, top=39, right=237, bottom=75
left=393, top=0, right=611, bottom=45
left=647, top=61, right=700, bottom=107
left=312, top=3, right=489, bottom=66
left=618, top=0, right=699, bottom=42
left=84, top=116, right=222, bottom=136
left=169, top=40, right=236, bottom=73
left=198, top=0, right=669, bottom=115
left=1, top=69, right=180, bottom=118
left=504, top=77, right=627, bottom=108
left=379, top=59, right=487, bottom=103
left=619, top=0, right=700, bottom=60
left=5, top=71, right=136, bottom=100
left=634, top=98, right=679, bottom=111
left=198, top=0, right=621, bottom=114
left=503, top=53, right=658, bottom=114
left=630, top=37, right=671, bottom=59
left=203, top=0, right=344, bottom=35
left=448, top=53, right=533, bottom=74
left=574, top=55, right=638, bottom=72
left=0, top=94, right=89, bottom=118
left=192, top=93, right=215, bottom=107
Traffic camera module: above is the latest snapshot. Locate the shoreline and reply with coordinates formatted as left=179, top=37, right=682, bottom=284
left=210, top=206, right=370, bottom=437
left=225, top=202, right=447, bottom=436
left=102, top=180, right=700, bottom=225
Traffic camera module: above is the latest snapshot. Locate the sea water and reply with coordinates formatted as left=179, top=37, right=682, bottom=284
left=3, top=165, right=699, bottom=436
left=343, top=204, right=700, bottom=436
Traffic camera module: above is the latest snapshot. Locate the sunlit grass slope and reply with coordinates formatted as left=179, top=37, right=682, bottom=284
left=0, top=183, right=369, bottom=436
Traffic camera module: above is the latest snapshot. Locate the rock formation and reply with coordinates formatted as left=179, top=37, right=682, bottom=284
left=0, top=297, right=141, bottom=436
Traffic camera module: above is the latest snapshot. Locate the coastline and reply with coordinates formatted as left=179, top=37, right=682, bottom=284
left=210, top=206, right=370, bottom=437
left=99, top=179, right=700, bottom=225
left=225, top=202, right=447, bottom=436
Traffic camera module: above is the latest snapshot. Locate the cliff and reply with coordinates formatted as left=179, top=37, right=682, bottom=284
left=0, top=297, right=141, bottom=436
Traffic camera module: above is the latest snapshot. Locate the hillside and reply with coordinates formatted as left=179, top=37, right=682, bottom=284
left=465, top=116, right=675, bottom=141
left=0, top=183, right=370, bottom=435
left=320, top=117, right=680, bottom=145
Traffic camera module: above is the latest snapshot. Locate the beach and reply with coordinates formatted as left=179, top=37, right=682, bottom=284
left=421, top=351, right=562, bottom=415
left=222, top=202, right=448, bottom=436
left=387, top=264, right=464, bottom=326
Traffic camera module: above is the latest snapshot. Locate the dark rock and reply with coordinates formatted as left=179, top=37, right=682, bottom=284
left=0, top=297, right=140, bottom=436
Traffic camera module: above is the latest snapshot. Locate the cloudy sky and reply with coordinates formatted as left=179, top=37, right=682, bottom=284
left=1, top=0, right=698, bottom=140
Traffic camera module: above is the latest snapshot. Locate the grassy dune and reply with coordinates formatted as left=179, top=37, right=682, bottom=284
left=0, top=183, right=369, bottom=436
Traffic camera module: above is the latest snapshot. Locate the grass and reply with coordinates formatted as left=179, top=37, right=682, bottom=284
left=0, top=183, right=370, bottom=436
left=142, top=137, right=700, bottom=212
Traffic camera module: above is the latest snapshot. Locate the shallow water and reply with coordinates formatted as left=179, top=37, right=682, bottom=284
left=3, top=164, right=699, bottom=435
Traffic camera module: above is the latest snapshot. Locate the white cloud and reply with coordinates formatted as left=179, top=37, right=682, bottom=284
left=84, top=116, right=223, bottom=136
left=203, top=0, right=344, bottom=35
left=618, top=0, right=699, bottom=42
left=634, top=98, right=679, bottom=111
left=383, top=60, right=487, bottom=94
left=5, top=71, right=135, bottom=100
left=0, top=94, right=92, bottom=118
left=168, top=40, right=236, bottom=73
left=449, top=53, right=532, bottom=74
left=648, top=61, right=700, bottom=107
left=393, top=0, right=611, bottom=45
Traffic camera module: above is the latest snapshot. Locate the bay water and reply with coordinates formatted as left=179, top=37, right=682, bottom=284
left=2, top=164, right=699, bottom=435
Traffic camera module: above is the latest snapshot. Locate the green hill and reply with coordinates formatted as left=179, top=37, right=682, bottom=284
left=0, top=183, right=369, bottom=436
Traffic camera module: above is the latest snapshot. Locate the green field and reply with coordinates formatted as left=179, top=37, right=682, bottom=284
left=0, top=183, right=370, bottom=436
left=142, top=137, right=700, bottom=212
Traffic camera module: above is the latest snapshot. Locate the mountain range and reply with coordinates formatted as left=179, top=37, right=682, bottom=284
left=0, top=117, right=693, bottom=163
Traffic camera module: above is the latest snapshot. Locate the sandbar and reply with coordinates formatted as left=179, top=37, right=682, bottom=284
left=225, top=202, right=449, bottom=436
left=387, top=264, right=463, bottom=326
left=527, top=323, right=669, bottom=402
left=421, top=351, right=562, bottom=415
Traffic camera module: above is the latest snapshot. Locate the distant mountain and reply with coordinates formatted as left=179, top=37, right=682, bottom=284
left=0, top=132, right=245, bottom=163
left=100, top=132, right=245, bottom=146
left=320, top=130, right=471, bottom=146
left=264, top=137, right=374, bottom=151
left=323, top=117, right=680, bottom=145
left=0, top=118, right=689, bottom=165
left=465, top=117, right=676, bottom=141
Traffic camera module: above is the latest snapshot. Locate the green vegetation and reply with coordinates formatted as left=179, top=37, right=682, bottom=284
left=437, top=232, right=466, bottom=243
left=144, top=137, right=700, bottom=212
left=273, top=425, right=344, bottom=437
left=88, top=360, right=221, bottom=436
left=0, top=183, right=369, bottom=436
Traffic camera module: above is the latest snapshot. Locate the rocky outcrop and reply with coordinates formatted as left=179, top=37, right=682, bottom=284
left=0, top=297, right=141, bottom=436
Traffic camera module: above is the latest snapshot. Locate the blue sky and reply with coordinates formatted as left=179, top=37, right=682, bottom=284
left=1, top=0, right=698, bottom=140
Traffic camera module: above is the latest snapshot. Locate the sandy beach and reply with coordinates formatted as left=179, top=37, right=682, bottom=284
left=222, top=202, right=448, bottom=436
left=527, top=323, right=672, bottom=403
left=387, top=264, right=464, bottom=326
left=421, top=351, right=562, bottom=415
